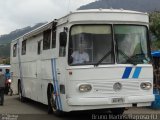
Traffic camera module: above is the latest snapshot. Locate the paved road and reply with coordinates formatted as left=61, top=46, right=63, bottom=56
left=0, top=95, right=159, bottom=120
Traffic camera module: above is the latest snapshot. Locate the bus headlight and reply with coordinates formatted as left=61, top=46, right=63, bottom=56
left=79, top=84, right=92, bottom=92
left=140, top=82, right=152, bottom=90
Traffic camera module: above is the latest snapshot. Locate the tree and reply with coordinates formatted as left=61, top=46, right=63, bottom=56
left=149, top=11, right=160, bottom=49
left=2, top=58, right=10, bottom=65
left=149, top=11, right=160, bottom=40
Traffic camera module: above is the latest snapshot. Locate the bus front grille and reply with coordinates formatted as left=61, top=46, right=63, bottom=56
left=88, top=80, right=142, bottom=95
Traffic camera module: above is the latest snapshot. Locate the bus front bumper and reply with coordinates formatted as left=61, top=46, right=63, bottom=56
left=67, top=95, right=154, bottom=106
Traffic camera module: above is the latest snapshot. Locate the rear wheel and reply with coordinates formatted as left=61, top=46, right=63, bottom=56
left=8, top=84, right=13, bottom=96
left=47, top=85, right=63, bottom=116
left=110, top=108, right=125, bottom=115
left=18, top=82, right=25, bottom=102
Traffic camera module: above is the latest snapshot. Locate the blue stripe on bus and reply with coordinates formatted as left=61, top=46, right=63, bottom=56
left=132, top=67, right=142, bottom=78
left=51, top=58, right=62, bottom=111
left=51, top=59, right=59, bottom=110
left=53, top=59, right=62, bottom=110
left=122, top=67, right=132, bottom=79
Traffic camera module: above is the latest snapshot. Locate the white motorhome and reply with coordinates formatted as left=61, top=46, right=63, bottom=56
left=10, top=9, right=154, bottom=115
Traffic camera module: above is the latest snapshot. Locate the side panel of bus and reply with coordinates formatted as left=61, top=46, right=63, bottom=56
left=11, top=26, right=61, bottom=105
left=11, top=40, right=20, bottom=94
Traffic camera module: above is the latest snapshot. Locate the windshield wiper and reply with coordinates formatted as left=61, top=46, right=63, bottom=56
left=94, top=50, right=111, bottom=67
left=118, top=49, right=137, bottom=65
left=129, top=53, right=150, bottom=64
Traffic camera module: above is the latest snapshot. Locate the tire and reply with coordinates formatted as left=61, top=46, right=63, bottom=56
left=0, top=89, right=4, bottom=106
left=9, top=88, right=13, bottom=96
left=18, top=82, right=25, bottom=102
left=47, top=85, right=63, bottom=116
left=110, top=108, right=125, bottom=115
left=5, top=85, right=9, bottom=95
left=0, top=97, right=4, bottom=106
left=7, top=84, right=13, bottom=96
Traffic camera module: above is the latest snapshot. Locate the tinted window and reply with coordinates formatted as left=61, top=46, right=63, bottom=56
left=43, top=30, right=51, bottom=50
left=52, top=30, right=56, bottom=48
left=22, top=40, right=26, bottom=55
left=37, top=41, right=42, bottom=55
left=13, top=43, right=17, bottom=57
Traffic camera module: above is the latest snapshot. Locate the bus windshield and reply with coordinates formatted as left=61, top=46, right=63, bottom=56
left=115, top=25, right=150, bottom=64
left=68, top=25, right=114, bottom=65
left=68, top=25, right=150, bottom=65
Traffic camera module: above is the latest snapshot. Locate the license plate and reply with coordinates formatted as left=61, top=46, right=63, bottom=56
left=112, top=98, right=124, bottom=103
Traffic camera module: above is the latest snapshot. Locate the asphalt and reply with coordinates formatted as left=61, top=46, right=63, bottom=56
left=0, top=95, right=160, bottom=120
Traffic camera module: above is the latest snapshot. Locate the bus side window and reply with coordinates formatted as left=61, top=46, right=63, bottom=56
left=59, top=32, right=67, bottom=57
left=43, top=29, right=51, bottom=50
left=37, top=40, right=42, bottom=55
left=52, top=30, right=56, bottom=48
left=22, top=40, right=26, bottom=55
left=13, top=43, right=17, bottom=57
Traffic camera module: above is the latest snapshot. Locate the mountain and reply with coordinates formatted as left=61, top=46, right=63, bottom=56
left=0, top=23, right=46, bottom=45
left=0, top=23, right=46, bottom=59
left=1, top=0, right=160, bottom=59
left=79, top=0, right=160, bottom=12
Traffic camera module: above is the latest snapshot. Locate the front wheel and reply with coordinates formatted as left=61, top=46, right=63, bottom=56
left=18, top=82, right=25, bottom=102
left=8, top=84, right=13, bottom=96
left=47, top=86, right=63, bottom=116
left=9, top=88, right=13, bottom=96
left=5, top=84, right=9, bottom=95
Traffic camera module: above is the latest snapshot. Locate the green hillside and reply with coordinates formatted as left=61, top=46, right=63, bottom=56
left=0, top=23, right=45, bottom=59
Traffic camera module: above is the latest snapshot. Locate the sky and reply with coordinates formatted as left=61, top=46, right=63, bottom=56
left=0, top=0, right=95, bottom=35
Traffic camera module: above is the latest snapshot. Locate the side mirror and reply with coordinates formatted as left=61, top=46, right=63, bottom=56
left=60, top=32, right=67, bottom=47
